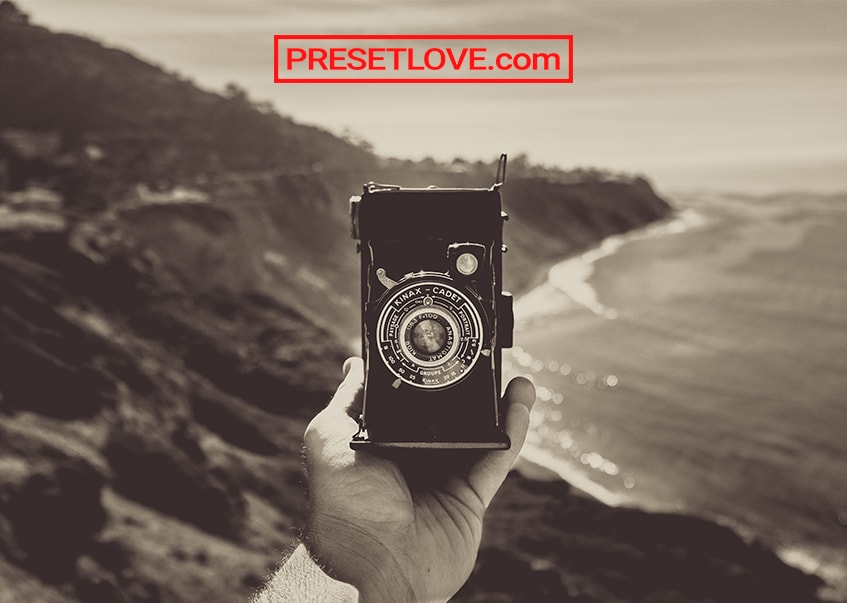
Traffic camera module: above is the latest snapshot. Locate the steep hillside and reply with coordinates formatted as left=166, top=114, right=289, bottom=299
left=0, top=223, right=825, bottom=603
left=0, top=220, right=347, bottom=602
left=0, top=6, right=671, bottom=342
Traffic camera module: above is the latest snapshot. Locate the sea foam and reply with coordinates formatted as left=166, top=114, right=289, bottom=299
left=522, top=207, right=707, bottom=321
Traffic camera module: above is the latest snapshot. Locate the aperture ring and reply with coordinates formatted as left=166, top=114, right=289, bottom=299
left=376, top=279, right=483, bottom=390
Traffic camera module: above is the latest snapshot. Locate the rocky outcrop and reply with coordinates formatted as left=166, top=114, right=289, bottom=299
left=104, top=422, right=246, bottom=540
left=455, top=472, right=825, bottom=603
left=2, top=458, right=105, bottom=581
left=0, top=221, right=343, bottom=601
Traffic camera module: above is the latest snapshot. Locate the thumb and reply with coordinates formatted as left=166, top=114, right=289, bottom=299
left=466, top=376, right=536, bottom=508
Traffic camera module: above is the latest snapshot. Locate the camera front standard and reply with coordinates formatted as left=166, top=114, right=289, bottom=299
left=349, top=168, right=514, bottom=450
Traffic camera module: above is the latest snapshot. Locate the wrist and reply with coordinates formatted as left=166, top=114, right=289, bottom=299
left=305, top=515, right=417, bottom=603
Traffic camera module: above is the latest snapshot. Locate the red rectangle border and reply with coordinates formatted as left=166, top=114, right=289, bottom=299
left=274, top=34, right=574, bottom=84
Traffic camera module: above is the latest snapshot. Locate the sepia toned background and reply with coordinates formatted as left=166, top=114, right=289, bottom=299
left=1, top=1, right=845, bottom=602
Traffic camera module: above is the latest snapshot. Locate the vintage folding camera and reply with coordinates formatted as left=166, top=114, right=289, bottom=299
left=349, top=156, right=513, bottom=450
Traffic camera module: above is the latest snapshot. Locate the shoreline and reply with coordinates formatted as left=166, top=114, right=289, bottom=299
left=509, top=203, right=847, bottom=600
left=511, top=204, right=710, bottom=511
left=514, top=444, right=845, bottom=602
left=515, top=206, right=708, bottom=323
left=516, top=443, right=627, bottom=507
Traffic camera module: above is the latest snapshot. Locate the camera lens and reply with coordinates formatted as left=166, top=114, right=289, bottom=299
left=376, top=278, right=484, bottom=390
left=400, top=308, right=458, bottom=366
left=411, top=319, right=447, bottom=355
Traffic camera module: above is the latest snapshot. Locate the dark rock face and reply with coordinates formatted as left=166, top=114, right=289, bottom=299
left=453, top=472, right=826, bottom=603
left=104, top=424, right=246, bottom=540
left=5, top=458, right=106, bottom=581
left=470, top=548, right=567, bottom=602
left=0, top=254, right=116, bottom=419
left=190, top=386, right=281, bottom=455
left=74, top=555, right=124, bottom=603
left=0, top=222, right=342, bottom=601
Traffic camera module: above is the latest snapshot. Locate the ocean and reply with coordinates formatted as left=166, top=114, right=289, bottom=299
left=508, top=191, right=847, bottom=600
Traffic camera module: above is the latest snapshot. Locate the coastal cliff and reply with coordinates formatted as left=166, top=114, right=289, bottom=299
left=0, top=5, right=827, bottom=602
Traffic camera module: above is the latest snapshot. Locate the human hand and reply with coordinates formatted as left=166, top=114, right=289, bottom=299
left=302, top=357, right=536, bottom=603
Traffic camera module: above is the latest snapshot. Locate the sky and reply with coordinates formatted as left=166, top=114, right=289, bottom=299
left=17, top=0, right=847, bottom=194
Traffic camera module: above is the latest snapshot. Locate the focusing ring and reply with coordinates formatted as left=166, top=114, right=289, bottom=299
left=375, top=275, right=484, bottom=390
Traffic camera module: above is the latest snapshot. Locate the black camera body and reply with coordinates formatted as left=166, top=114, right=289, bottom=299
left=349, top=177, right=513, bottom=450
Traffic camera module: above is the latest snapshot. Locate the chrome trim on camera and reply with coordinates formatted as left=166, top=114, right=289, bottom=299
left=376, top=267, right=398, bottom=289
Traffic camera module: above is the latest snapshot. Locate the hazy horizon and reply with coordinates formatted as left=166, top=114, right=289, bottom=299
left=16, top=0, right=847, bottom=194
